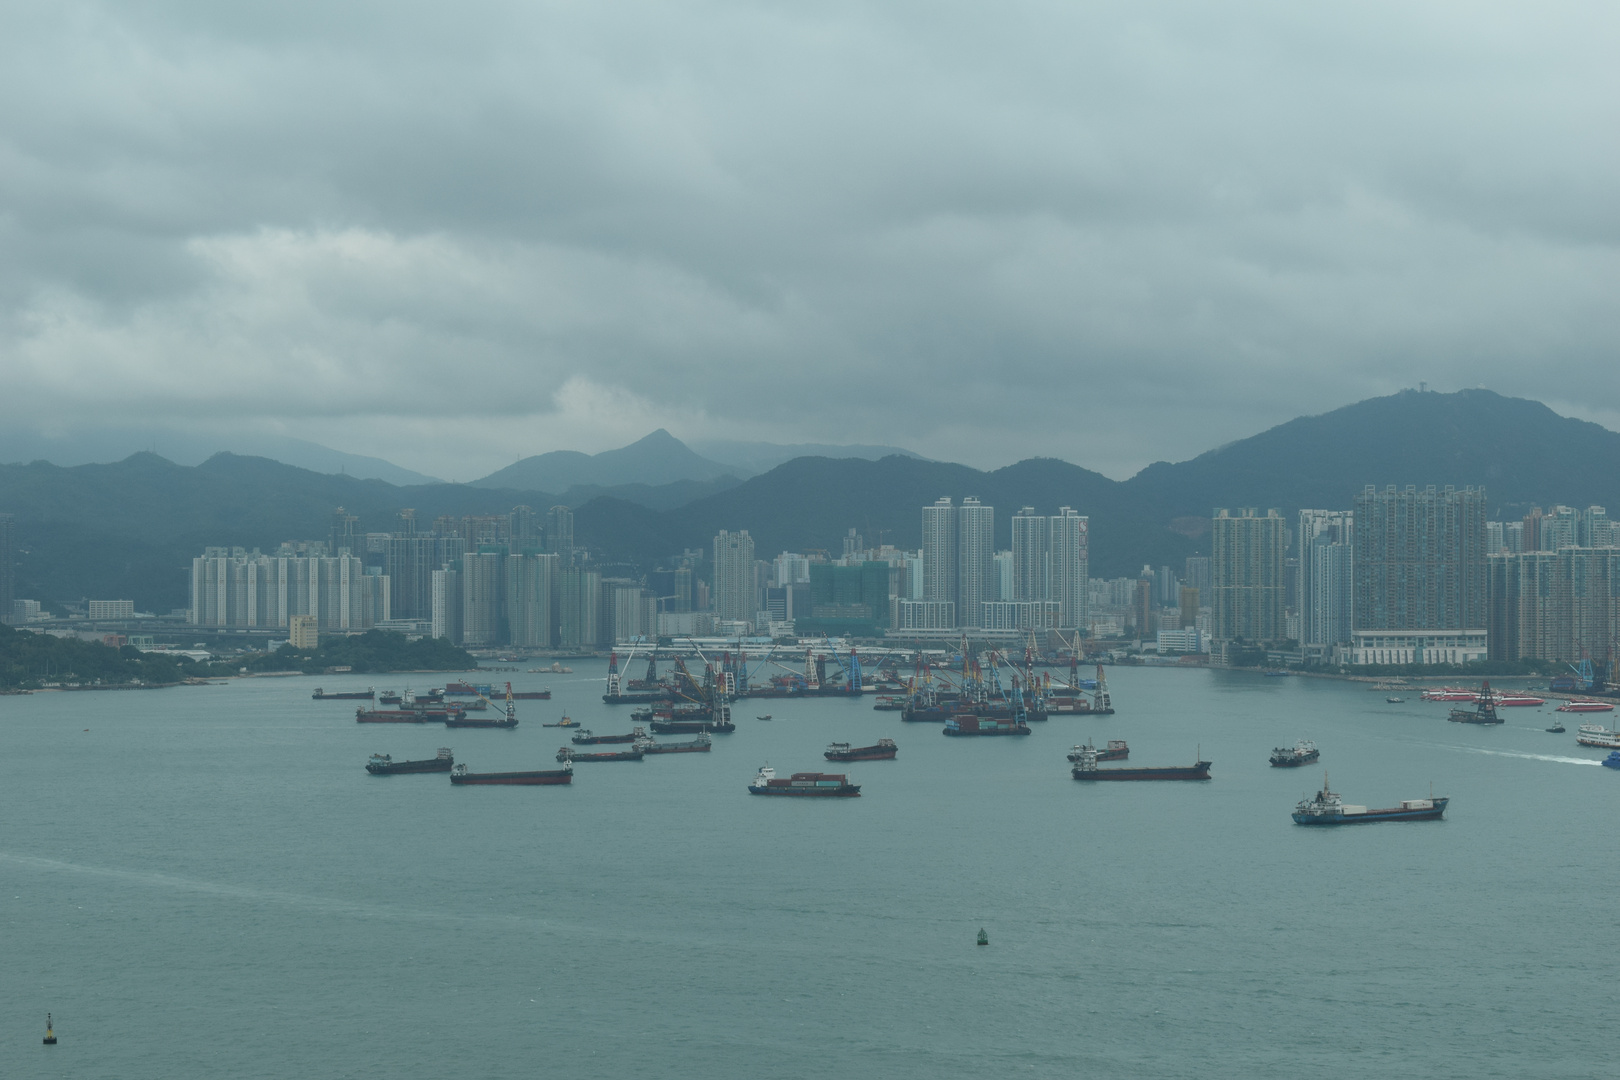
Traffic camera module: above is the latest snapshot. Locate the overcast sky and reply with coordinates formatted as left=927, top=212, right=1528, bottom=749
left=3, top=1, right=1616, bottom=480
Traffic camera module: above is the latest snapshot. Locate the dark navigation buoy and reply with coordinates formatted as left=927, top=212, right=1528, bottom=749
left=977, top=928, right=988, bottom=946
left=43, top=1013, right=57, bottom=1045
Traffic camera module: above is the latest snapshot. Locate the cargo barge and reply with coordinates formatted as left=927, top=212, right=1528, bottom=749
left=444, top=712, right=517, bottom=729
left=571, top=727, right=646, bottom=745
left=379, top=688, right=443, bottom=706
left=1292, top=776, right=1448, bottom=824
left=367, top=748, right=454, bottom=774
left=313, top=687, right=375, bottom=700
left=557, top=746, right=645, bottom=763
left=355, top=707, right=436, bottom=724
left=444, top=680, right=550, bottom=700
left=747, top=766, right=861, bottom=797
left=1269, top=740, right=1320, bottom=767
left=825, top=738, right=898, bottom=761
left=1071, top=747, right=1210, bottom=780
left=943, top=716, right=1031, bottom=736
left=1448, top=682, right=1501, bottom=725
left=450, top=762, right=572, bottom=785
left=1067, top=740, right=1127, bottom=763
left=635, top=733, right=712, bottom=754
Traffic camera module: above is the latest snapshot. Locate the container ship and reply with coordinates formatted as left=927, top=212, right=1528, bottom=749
left=747, top=766, right=861, bottom=797
left=450, top=762, right=572, bottom=785
left=1558, top=700, right=1615, bottom=713
left=557, top=746, right=645, bottom=763
left=1576, top=724, right=1620, bottom=749
left=942, top=716, right=1031, bottom=736
left=1269, top=740, right=1320, bottom=767
left=1291, top=776, right=1448, bottom=824
left=571, top=727, right=647, bottom=745
left=1067, top=740, right=1127, bottom=763
left=825, top=738, right=898, bottom=761
left=634, top=733, right=712, bottom=755
left=313, top=687, right=375, bottom=700
left=366, top=748, right=454, bottom=775
left=1071, top=747, right=1210, bottom=780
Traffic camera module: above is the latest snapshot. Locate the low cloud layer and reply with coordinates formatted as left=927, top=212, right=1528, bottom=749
left=3, top=1, right=1616, bottom=479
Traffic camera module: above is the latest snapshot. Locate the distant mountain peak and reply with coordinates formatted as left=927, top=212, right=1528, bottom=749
left=472, top=430, right=740, bottom=492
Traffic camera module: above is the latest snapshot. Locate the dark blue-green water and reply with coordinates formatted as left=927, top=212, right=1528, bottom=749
left=3, top=665, right=1614, bottom=1078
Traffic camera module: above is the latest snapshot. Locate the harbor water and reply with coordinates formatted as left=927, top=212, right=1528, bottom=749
left=3, top=666, right=1615, bottom=1078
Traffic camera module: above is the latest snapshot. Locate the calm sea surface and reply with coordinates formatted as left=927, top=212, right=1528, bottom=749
left=3, top=664, right=1615, bottom=1079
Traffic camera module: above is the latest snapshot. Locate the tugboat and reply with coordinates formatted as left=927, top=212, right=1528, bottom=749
left=1291, top=774, right=1448, bottom=824
left=746, top=766, right=861, bottom=797
left=1071, top=747, right=1211, bottom=780
left=1603, top=751, right=1620, bottom=770
left=1546, top=719, right=1566, bottom=733
left=571, top=726, right=646, bottom=745
left=557, top=746, right=644, bottom=763
left=824, top=738, right=899, bottom=761
left=450, top=762, right=572, bottom=785
left=634, top=733, right=712, bottom=754
left=1269, top=740, right=1320, bottom=768
left=1448, top=681, right=1502, bottom=725
left=1067, top=740, right=1128, bottom=762
left=366, top=748, right=454, bottom=774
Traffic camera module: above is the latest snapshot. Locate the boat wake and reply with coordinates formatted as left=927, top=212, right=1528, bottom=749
left=1457, top=747, right=1600, bottom=767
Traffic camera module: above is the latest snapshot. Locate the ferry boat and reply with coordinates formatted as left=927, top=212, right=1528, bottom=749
left=634, top=733, right=712, bottom=755
left=570, top=727, right=646, bottom=745
left=450, top=762, right=572, bottom=786
left=746, top=766, right=861, bottom=797
left=1071, top=747, right=1211, bottom=780
left=1557, top=700, right=1615, bottom=713
left=825, top=738, right=899, bottom=761
left=557, top=746, right=645, bottom=763
left=942, top=716, right=1032, bottom=737
left=1066, top=740, right=1128, bottom=763
left=1269, top=740, right=1320, bottom=768
left=366, top=748, right=454, bottom=775
left=1575, top=724, right=1620, bottom=749
left=1489, top=691, right=1546, bottom=707
left=1291, top=775, right=1447, bottom=824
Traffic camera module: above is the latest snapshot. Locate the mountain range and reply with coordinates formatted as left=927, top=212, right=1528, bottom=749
left=5, top=389, right=1620, bottom=614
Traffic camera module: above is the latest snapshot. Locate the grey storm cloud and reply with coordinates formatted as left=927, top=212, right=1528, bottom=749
left=2, top=0, right=1616, bottom=479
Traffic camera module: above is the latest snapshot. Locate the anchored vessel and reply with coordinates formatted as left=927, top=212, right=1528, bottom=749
left=1292, top=775, right=1448, bottom=824
left=571, top=726, right=646, bottom=745
left=313, top=687, right=375, bottom=700
left=449, top=762, right=572, bottom=785
left=557, top=746, right=645, bottom=763
left=1067, top=740, right=1128, bottom=763
left=747, top=766, right=861, bottom=797
left=1558, top=700, right=1615, bottom=713
left=355, top=706, right=441, bottom=724
left=367, top=748, right=454, bottom=774
left=1269, top=740, right=1320, bottom=768
left=635, top=733, right=712, bottom=754
left=825, top=738, right=899, bottom=761
left=444, top=680, right=550, bottom=699
left=1071, top=747, right=1211, bottom=780
left=943, top=715, right=1031, bottom=736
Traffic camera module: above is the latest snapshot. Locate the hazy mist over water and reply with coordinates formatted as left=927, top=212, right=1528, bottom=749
left=4, top=665, right=1614, bottom=1078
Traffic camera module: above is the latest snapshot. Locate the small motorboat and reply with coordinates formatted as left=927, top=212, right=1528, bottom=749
left=756, top=714, right=773, bottom=721
left=1604, top=751, right=1620, bottom=770
left=1386, top=696, right=1404, bottom=703
left=1546, top=720, right=1566, bottom=733
left=541, top=715, right=577, bottom=728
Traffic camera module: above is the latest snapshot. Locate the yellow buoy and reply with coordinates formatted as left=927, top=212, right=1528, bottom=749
left=43, top=1013, right=57, bottom=1045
